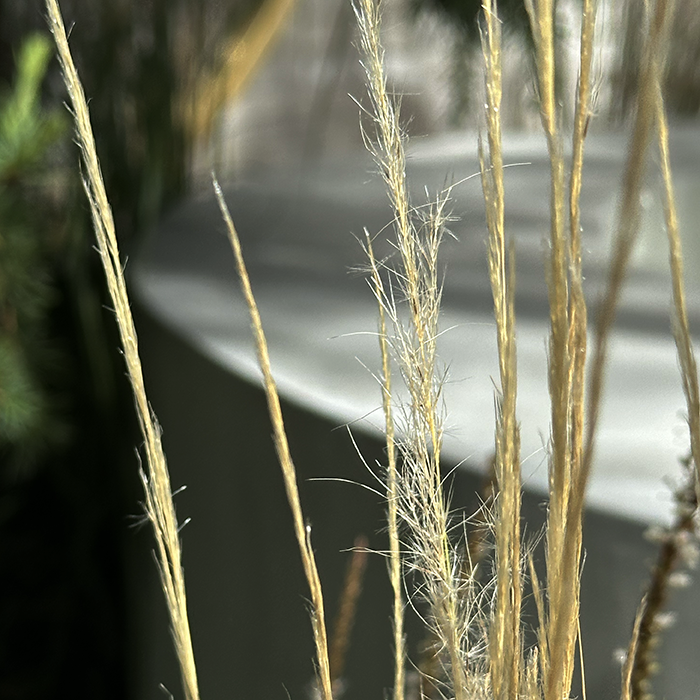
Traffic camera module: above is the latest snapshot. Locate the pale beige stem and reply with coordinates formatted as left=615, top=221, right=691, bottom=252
left=45, top=1, right=200, bottom=698
left=653, top=21, right=700, bottom=507
left=366, top=233, right=405, bottom=700
left=213, top=179, right=333, bottom=700
left=479, top=2, right=522, bottom=697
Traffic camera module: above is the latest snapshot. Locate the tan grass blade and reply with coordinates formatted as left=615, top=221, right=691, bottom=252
left=179, top=0, right=296, bottom=142
left=45, top=2, right=201, bottom=698
left=652, top=8, right=700, bottom=508
left=365, top=232, right=406, bottom=700
left=478, top=3, right=523, bottom=698
left=212, top=178, right=333, bottom=700
left=523, top=0, right=596, bottom=695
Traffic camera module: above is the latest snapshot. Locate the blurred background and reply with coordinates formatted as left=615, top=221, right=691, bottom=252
left=2, top=0, right=700, bottom=698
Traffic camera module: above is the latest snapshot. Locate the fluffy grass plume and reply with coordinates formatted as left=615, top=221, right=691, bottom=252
left=355, top=0, right=476, bottom=697
left=45, top=1, right=201, bottom=699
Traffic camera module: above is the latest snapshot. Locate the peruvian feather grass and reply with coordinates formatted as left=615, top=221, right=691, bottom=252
left=44, top=2, right=201, bottom=699
left=356, top=0, right=473, bottom=696
left=46, top=0, right=700, bottom=697
left=355, top=0, right=694, bottom=699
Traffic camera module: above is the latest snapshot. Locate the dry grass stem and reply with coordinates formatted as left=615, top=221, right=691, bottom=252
left=329, top=535, right=369, bottom=686
left=523, top=0, right=597, bottom=696
left=621, top=599, right=647, bottom=700
left=365, top=232, right=406, bottom=700
left=567, top=0, right=594, bottom=501
left=182, top=0, right=296, bottom=141
left=45, top=2, right=201, bottom=698
left=478, top=3, right=523, bottom=698
left=652, top=19, right=700, bottom=507
left=213, top=178, right=333, bottom=700
left=582, top=0, right=672, bottom=480
left=523, top=4, right=570, bottom=556
left=627, top=464, right=697, bottom=700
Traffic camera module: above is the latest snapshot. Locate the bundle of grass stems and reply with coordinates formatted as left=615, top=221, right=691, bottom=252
left=45, top=0, right=700, bottom=697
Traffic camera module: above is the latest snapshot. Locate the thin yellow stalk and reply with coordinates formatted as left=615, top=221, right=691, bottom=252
left=45, top=2, right=200, bottom=698
left=524, top=0, right=593, bottom=695
left=213, top=179, right=333, bottom=700
left=552, top=0, right=596, bottom=655
left=541, top=2, right=596, bottom=698
left=181, top=0, right=296, bottom=141
left=479, top=2, right=522, bottom=698
left=567, top=0, right=595, bottom=504
left=524, top=2, right=571, bottom=543
left=569, top=0, right=595, bottom=280
left=653, top=21, right=700, bottom=507
left=365, top=232, right=406, bottom=700
left=582, top=0, right=672, bottom=486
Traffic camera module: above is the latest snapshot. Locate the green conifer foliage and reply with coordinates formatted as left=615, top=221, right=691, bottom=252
left=0, top=33, right=68, bottom=475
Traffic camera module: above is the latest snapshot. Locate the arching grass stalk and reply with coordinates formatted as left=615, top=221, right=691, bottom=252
left=45, top=1, right=200, bottom=698
left=652, top=1, right=700, bottom=510
left=213, top=178, right=334, bottom=700
left=625, top=2, right=700, bottom=696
